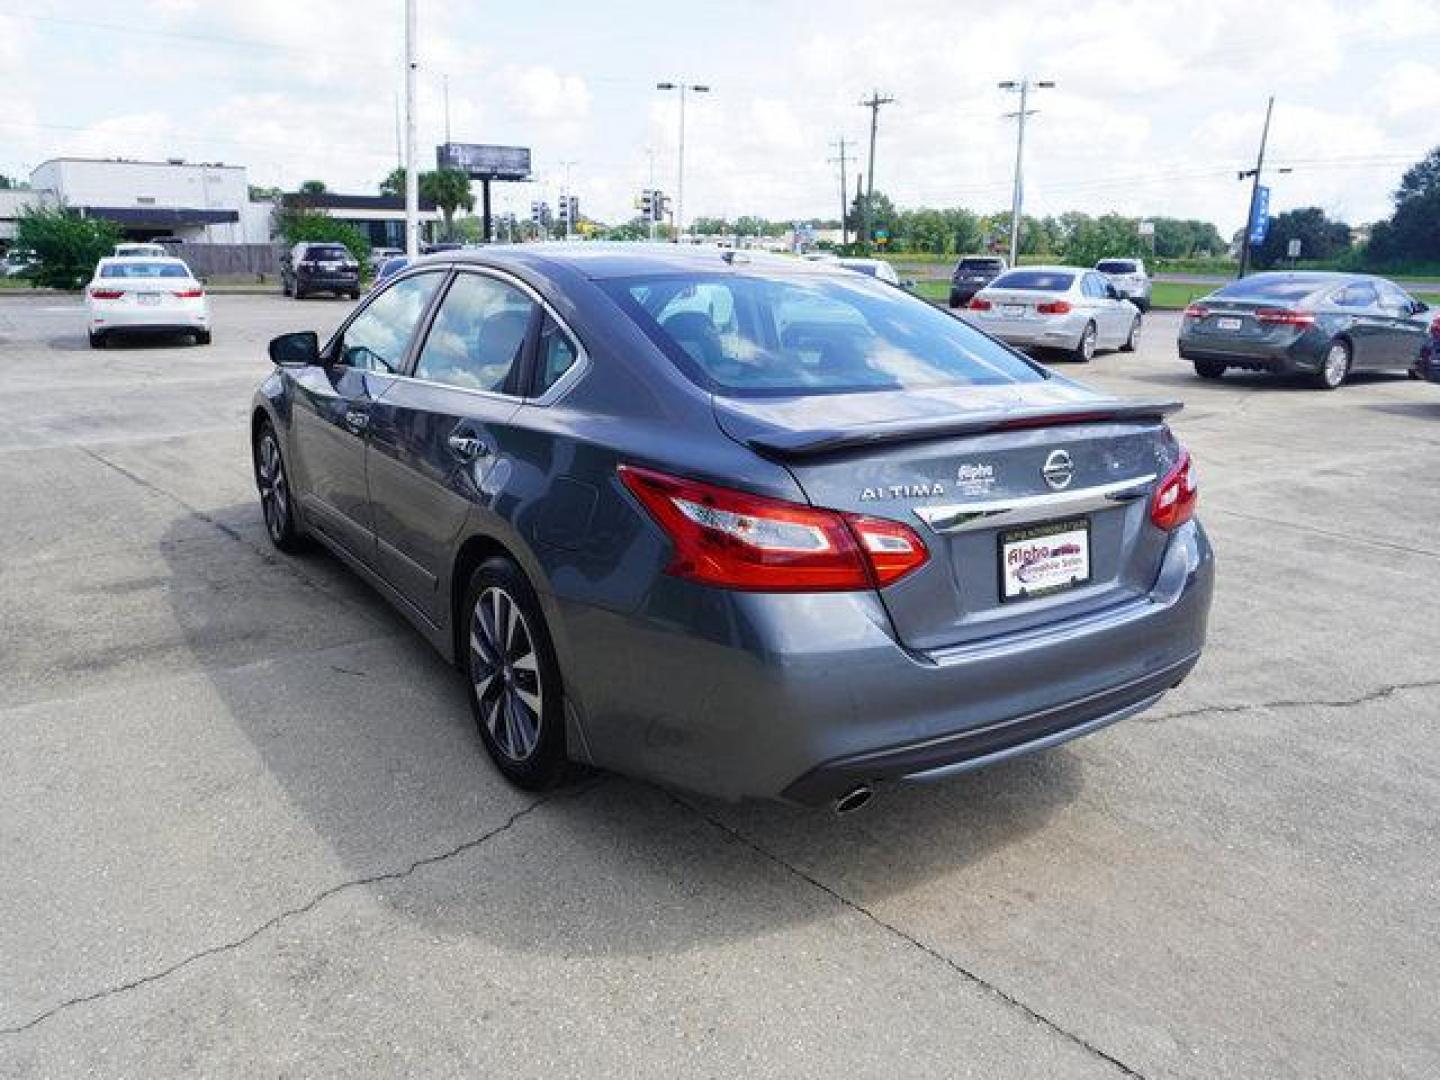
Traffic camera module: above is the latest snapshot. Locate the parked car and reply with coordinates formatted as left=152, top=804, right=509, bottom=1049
left=251, top=247, right=1212, bottom=809
left=949, top=255, right=1008, bottom=308
left=85, top=256, right=210, bottom=348
left=281, top=242, right=361, bottom=299
left=114, top=242, right=169, bottom=259
left=1095, top=258, right=1151, bottom=311
left=1408, top=313, right=1440, bottom=385
left=836, top=256, right=905, bottom=287
left=2, top=248, right=39, bottom=278
left=963, top=266, right=1141, bottom=362
left=368, top=246, right=403, bottom=274
left=374, top=255, right=410, bottom=284
left=1178, top=272, right=1431, bottom=389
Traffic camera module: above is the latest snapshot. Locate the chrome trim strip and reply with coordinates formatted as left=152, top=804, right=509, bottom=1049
left=913, top=473, right=1156, bottom=534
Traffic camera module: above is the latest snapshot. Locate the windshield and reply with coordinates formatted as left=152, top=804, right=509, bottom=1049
left=1096, top=260, right=1137, bottom=274
left=306, top=245, right=351, bottom=260
left=839, top=261, right=879, bottom=277
left=604, top=272, right=1046, bottom=397
left=958, top=259, right=1002, bottom=273
left=990, top=270, right=1074, bottom=291
left=1212, top=275, right=1332, bottom=302
left=99, top=262, right=189, bottom=279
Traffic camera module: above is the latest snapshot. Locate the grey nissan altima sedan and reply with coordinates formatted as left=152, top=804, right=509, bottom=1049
left=251, top=245, right=1213, bottom=811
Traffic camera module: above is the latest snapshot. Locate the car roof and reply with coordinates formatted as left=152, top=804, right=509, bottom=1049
left=996, top=264, right=1088, bottom=274
left=406, top=242, right=850, bottom=282
left=96, top=256, right=190, bottom=267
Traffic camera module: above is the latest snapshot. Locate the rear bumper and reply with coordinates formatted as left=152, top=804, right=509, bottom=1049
left=961, top=313, right=1087, bottom=350
left=89, top=305, right=209, bottom=332
left=296, top=274, right=360, bottom=291
left=1178, top=332, right=1323, bottom=372
left=559, top=518, right=1215, bottom=805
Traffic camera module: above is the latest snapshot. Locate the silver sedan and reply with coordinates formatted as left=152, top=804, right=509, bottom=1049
left=961, top=265, right=1141, bottom=362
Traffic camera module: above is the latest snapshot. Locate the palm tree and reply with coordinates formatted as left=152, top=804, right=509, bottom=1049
left=420, top=169, right=475, bottom=240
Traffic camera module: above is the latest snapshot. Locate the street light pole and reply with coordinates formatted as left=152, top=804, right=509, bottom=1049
left=403, top=0, right=418, bottom=257
left=560, top=159, right=577, bottom=240
left=657, top=81, right=710, bottom=242
left=999, top=78, right=1054, bottom=266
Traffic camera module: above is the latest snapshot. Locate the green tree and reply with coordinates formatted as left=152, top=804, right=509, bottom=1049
left=420, top=168, right=475, bottom=239
left=379, top=167, right=407, bottom=198
left=16, top=207, right=121, bottom=289
left=690, top=216, right=730, bottom=235
left=1251, top=207, right=1351, bottom=269
left=1367, top=146, right=1440, bottom=264
left=1061, top=213, right=1142, bottom=266
left=248, top=184, right=282, bottom=201
left=276, top=208, right=371, bottom=266
left=0, top=174, right=13, bottom=190
left=846, top=190, right=898, bottom=249
left=298, top=180, right=328, bottom=196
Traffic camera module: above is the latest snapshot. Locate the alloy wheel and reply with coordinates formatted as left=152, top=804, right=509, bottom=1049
left=1081, top=324, right=1096, bottom=361
left=469, top=586, right=544, bottom=762
left=1322, top=342, right=1349, bottom=388
left=257, top=432, right=289, bottom=542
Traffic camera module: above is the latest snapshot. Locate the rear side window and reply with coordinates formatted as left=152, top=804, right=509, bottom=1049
left=100, top=262, right=189, bottom=278
left=991, top=270, right=1074, bottom=291
left=414, top=272, right=536, bottom=393
left=1096, top=260, right=1137, bottom=274
left=334, top=271, right=443, bottom=373
left=534, top=315, right=579, bottom=395
left=1212, top=276, right=1330, bottom=303
left=1332, top=282, right=1379, bottom=310
left=604, top=272, right=1045, bottom=397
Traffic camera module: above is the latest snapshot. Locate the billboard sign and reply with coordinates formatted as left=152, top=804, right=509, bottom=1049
left=437, top=143, right=532, bottom=181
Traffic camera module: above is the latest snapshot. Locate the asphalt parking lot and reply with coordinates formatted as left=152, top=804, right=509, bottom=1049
left=1, top=292, right=1438, bottom=1078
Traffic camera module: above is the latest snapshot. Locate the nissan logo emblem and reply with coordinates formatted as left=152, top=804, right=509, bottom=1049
left=1042, top=449, right=1074, bottom=491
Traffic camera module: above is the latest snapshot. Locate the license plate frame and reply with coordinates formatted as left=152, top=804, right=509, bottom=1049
left=999, top=518, right=1092, bottom=603
left=137, top=293, right=162, bottom=306
left=1001, top=303, right=1026, bottom=318
left=1215, top=316, right=1243, bottom=331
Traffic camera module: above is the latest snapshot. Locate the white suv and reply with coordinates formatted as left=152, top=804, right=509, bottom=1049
left=1095, top=258, right=1151, bottom=312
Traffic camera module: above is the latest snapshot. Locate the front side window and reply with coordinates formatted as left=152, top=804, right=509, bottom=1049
left=605, top=272, right=1046, bottom=397
left=413, top=272, right=536, bottom=393
left=1375, top=280, right=1415, bottom=315
left=334, top=271, right=442, bottom=373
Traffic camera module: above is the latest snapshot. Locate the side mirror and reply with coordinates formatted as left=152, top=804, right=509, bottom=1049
left=1105, top=283, right=1120, bottom=299
left=1413, top=300, right=1429, bottom=315
left=269, top=330, right=320, bottom=366
left=900, top=278, right=916, bottom=288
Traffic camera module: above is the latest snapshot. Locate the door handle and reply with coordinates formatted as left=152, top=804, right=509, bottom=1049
left=344, top=408, right=369, bottom=433
left=447, top=433, right=490, bottom=461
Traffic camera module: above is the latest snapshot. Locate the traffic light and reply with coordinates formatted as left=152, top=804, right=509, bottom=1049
left=530, top=201, right=543, bottom=225
left=557, top=198, right=569, bottom=225
left=639, top=190, right=653, bottom=219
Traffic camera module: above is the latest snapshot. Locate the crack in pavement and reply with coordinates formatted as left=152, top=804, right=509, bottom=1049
left=76, top=445, right=392, bottom=628
left=666, top=791, right=1150, bottom=1080
left=0, top=787, right=587, bottom=1038
left=1145, top=677, right=1440, bottom=724
left=1210, top=506, right=1440, bottom=560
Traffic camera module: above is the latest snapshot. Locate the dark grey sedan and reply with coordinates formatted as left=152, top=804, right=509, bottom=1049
left=251, top=245, right=1213, bottom=810
left=1178, top=272, right=1431, bottom=389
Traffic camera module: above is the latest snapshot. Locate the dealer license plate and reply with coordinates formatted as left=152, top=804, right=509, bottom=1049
left=1215, top=316, right=1242, bottom=331
left=1000, top=519, right=1091, bottom=602
left=1002, top=304, right=1025, bottom=318
left=138, top=293, right=161, bottom=306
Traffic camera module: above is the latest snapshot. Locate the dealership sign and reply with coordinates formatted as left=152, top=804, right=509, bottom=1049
left=436, top=143, right=532, bottom=181
left=1248, top=185, right=1271, bottom=245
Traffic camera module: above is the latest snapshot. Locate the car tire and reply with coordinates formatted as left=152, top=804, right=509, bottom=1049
left=282, top=277, right=293, bottom=298
left=88, top=330, right=105, bottom=350
left=1071, top=322, right=1097, bottom=363
left=1194, top=359, right=1226, bottom=380
left=194, top=330, right=212, bottom=346
left=295, top=287, right=307, bottom=300
left=463, top=557, right=568, bottom=791
left=1121, top=315, right=1141, bottom=352
left=1135, top=298, right=1151, bottom=313
left=348, top=290, right=361, bottom=300
left=1315, top=338, right=1351, bottom=390
left=253, top=421, right=307, bottom=553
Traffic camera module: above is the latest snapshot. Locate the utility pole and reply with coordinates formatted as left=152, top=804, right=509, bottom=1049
left=657, top=81, right=711, bottom=242
left=443, top=74, right=451, bottom=145
left=1237, top=96, right=1276, bottom=279
left=403, top=0, right=418, bottom=257
left=828, top=136, right=856, bottom=248
left=999, top=78, right=1054, bottom=265
left=646, top=147, right=657, bottom=241
left=858, top=91, right=895, bottom=248
left=560, top=160, right=577, bottom=240
left=393, top=91, right=402, bottom=171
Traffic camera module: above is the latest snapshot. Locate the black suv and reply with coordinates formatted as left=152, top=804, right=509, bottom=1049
left=949, top=255, right=1008, bottom=308
left=281, top=242, right=361, bottom=300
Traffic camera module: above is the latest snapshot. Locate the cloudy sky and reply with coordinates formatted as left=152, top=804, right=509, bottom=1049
left=2, top=0, right=1437, bottom=232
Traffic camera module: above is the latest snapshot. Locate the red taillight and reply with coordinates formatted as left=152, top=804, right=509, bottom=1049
left=1035, top=300, right=1072, bottom=315
left=89, top=288, right=124, bottom=300
left=1182, top=304, right=1209, bottom=319
left=172, top=288, right=204, bottom=298
left=1150, top=449, right=1198, bottom=531
left=617, top=465, right=928, bottom=592
left=1255, top=307, right=1315, bottom=327
left=968, top=297, right=992, bottom=310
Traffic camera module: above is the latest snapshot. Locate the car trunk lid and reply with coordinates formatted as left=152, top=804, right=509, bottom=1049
left=714, top=386, right=1181, bottom=651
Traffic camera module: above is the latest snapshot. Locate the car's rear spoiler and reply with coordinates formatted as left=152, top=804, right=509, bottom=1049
left=740, top=400, right=1184, bottom=458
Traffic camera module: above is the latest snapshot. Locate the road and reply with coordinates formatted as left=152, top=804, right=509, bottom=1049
left=1, top=293, right=1438, bottom=1078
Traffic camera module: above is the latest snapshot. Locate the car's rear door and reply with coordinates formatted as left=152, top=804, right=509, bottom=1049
left=365, top=268, right=540, bottom=623
left=288, top=270, right=445, bottom=564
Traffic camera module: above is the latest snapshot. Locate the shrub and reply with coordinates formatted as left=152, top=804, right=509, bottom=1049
left=276, top=208, right=371, bottom=266
left=16, top=208, right=122, bottom=289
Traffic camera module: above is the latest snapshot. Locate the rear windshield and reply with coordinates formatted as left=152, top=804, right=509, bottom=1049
left=990, top=270, right=1074, bottom=291
left=603, top=272, right=1046, bottom=397
left=100, top=262, right=189, bottom=278
left=1212, top=275, right=1330, bottom=302
left=305, top=245, right=351, bottom=259
left=958, top=258, right=1003, bottom=272
left=838, top=261, right=878, bottom=277
left=1096, top=260, right=1137, bottom=274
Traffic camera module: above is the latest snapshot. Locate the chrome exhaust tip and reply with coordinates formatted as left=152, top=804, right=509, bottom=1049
left=833, top=785, right=874, bottom=815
